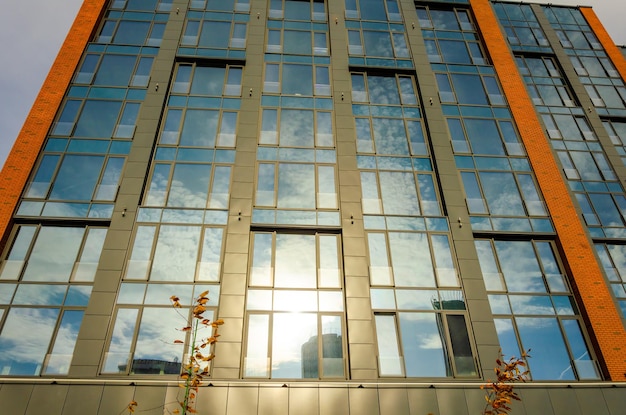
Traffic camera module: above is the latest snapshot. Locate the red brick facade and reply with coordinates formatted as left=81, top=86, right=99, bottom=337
left=0, top=0, right=107, bottom=247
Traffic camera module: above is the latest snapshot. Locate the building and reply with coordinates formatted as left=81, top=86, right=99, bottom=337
left=0, top=0, right=625, bottom=413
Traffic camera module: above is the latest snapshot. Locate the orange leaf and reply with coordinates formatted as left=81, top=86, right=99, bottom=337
left=174, top=339, right=184, bottom=344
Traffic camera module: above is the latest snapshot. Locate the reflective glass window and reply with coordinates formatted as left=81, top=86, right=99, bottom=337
left=477, top=239, right=600, bottom=380
left=114, top=21, right=151, bottom=45
left=93, top=55, right=136, bottom=86
left=74, top=100, right=123, bottom=138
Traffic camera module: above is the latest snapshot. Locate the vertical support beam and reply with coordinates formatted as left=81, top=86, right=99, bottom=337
left=327, top=0, right=379, bottom=380
left=0, top=0, right=107, bottom=247
left=212, top=0, right=268, bottom=380
left=470, top=0, right=626, bottom=381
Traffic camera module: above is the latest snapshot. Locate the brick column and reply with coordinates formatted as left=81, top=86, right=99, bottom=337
left=0, top=0, right=107, bottom=247
left=470, top=0, right=626, bottom=381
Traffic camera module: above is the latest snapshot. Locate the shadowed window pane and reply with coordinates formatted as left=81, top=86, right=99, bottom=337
left=75, top=101, right=123, bottom=138
left=94, top=55, right=136, bottom=86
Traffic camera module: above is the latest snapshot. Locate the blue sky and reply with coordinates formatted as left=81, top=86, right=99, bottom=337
left=1, top=0, right=625, bottom=168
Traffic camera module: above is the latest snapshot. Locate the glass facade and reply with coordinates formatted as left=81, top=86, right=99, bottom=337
left=1, top=2, right=626, bottom=410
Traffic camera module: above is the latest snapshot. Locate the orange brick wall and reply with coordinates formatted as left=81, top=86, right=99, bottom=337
left=470, top=0, right=626, bottom=381
left=580, top=8, right=626, bottom=84
left=0, top=0, right=108, bottom=246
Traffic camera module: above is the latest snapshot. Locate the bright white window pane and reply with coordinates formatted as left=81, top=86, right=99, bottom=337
left=244, top=314, right=270, bottom=377
left=368, top=233, right=391, bottom=285
left=275, top=234, right=316, bottom=288
left=375, top=315, right=403, bottom=376
left=43, top=310, right=84, bottom=375
left=22, top=227, right=85, bottom=282
left=317, top=166, right=337, bottom=209
left=319, top=235, right=340, bottom=288
left=72, top=228, right=107, bottom=282
left=250, top=233, right=273, bottom=286
left=272, top=313, right=317, bottom=378
left=197, top=228, right=223, bottom=281
left=0, top=226, right=36, bottom=280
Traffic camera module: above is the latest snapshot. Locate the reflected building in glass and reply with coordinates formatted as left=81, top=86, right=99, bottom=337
left=0, top=0, right=625, bottom=413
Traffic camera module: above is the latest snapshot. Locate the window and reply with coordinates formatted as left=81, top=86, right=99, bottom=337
left=417, top=7, right=486, bottom=65
left=516, top=57, right=575, bottom=107
left=460, top=170, right=546, bottom=217
left=76, top=54, right=154, bottom=88
left=255, top=163, right=337, bottom=210
left=25, top=153, right=124, bottom=204
left=0, top=304, right=86, bottom=376
left=351, top=73, right=426, bottom=157
left=493, top=3, right=549, bottom=50
left=145, top=161, right=231, bottom=209
left=182, top=18, right=247, bottom=49
left=374, top=310, right=475, bottom=378
left=266, top=28, right=328, bottom=55
left=52, top=98, right=141, bottom=139
left=0, top=226, right=107, bottom=282
left=360, top=171, right=440, bottom=216
left=351, top=73, right=417, bottom=105
left=344, top=0, right=401, bottom=22
left=160, top=108, right=238, bottom=148
left=594, top=243, right=626, bottom=318
left=556, top=150, right=615, bottom=181
left=0, top=225, right=105, bottom=376
left=355, top=117, right=426, bottom=156
left=575, top=192, right=626, bottom=230
left=367, top=230, right=476, bottom=378
left=243, top=232, right=344, bottom=379
left=602, top=120, right=626, bottom=165
left=435, top=73, right=504, bottom=106
left=125, top=225, right=225, bottom=282
left=264, top=63, right=330, bottom=96
left=102, top=284, right=219, bottom=375
left=260, top=108, right=333, bottom=147
left=269, top=0, right=326, bottom=22
left=476, top=239, right=601, bottom=380
left=97, top=19, right=166, bottom=47
left=541, top=114, right=595, bottom=141
left=584, top=84, right=626, bottom=110
left=446, top=118, right=525, bottom=156
left=111, top=0, right=173, bottom=12
left=366, top=231, right=458, bottom=287
left=347, top=28, right=409, bottom=59
left=190, top=0, right=250, bottom=12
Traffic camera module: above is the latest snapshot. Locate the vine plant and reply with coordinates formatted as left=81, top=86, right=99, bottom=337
left=480, top=349, right=531, bottom=415
left=170, top=291, right=224, bottom=415
left=124, top=291, right=223, bottom=415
